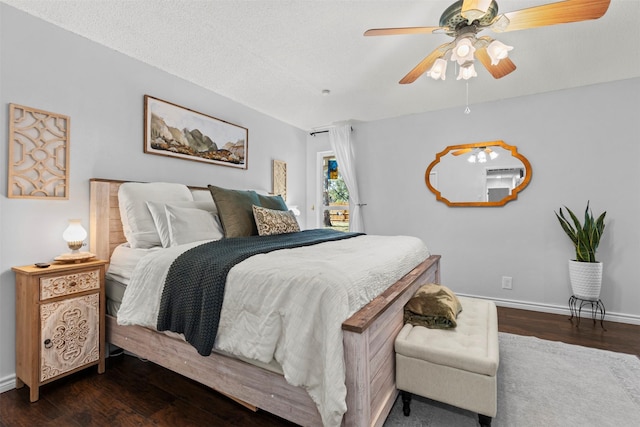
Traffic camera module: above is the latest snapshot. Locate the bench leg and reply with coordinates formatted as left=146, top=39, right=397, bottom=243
left=401, top=391, right=412, bottom=416
left=478, top=414, right=492, bottom=426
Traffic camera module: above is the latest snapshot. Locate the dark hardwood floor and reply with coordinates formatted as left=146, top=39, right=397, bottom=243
left=1, top=307, right=638, bottom=427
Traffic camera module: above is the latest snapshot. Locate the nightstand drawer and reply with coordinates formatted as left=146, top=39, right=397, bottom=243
left=40, top=268, right=100, bottom=300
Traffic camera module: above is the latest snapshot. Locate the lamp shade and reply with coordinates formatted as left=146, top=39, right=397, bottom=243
left=477, top=151, right=487, bottom=163
left=487, top=40, right=513, bottom=65
left=451, top=38, right=476, bottom=65
left=63, top=219, right=87, bottom=252
left=457, top=63, right=477, bottom=80
left=427, top=58, right=448, bottom=80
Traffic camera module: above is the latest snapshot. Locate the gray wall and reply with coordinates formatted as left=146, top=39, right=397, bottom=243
left=0, top=5, right=307, bottom=390
left=3, top=1, right=639, bottom=397
left=354, top=78, right=640, bottom=321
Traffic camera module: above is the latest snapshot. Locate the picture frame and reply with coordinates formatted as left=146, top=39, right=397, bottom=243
left=144, top=95, right=248, bottom=169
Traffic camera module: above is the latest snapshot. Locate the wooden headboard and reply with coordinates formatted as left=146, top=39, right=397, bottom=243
left=89, top=178, right=208, bottom=261
left=89, top=179, right=128, bottom=261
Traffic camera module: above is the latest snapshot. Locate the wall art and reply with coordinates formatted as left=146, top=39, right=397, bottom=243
left=8, top=104, right=70, bottom=199
left=144, top=95, right=248, bottom=169
left=272, top=159, right=287, bottom=201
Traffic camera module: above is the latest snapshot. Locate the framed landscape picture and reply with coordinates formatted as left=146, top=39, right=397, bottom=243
left=144, top=95, right=248, bottom=169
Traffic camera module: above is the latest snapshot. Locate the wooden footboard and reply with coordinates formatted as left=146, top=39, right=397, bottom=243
left=90, top=178, right=441, bottom=426
left=342, top=255, right=440, bottom=427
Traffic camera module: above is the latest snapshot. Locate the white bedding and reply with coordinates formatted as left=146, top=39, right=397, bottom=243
left=105, top=244, right=161, bottom=286
left=116, top=234, right=430, bottom=427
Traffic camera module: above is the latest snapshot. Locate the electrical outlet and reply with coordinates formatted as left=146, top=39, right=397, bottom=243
left=502, top=276, right=513, bottom=290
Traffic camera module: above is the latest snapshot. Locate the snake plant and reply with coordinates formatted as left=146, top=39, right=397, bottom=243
left=555, top=202, right=606, bottom=263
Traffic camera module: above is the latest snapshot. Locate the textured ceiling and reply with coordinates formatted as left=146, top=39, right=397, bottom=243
left=3, top=0, right=639, bottom=131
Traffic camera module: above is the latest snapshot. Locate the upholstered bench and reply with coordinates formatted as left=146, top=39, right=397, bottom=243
left=395, top=296, right=499, bottom=427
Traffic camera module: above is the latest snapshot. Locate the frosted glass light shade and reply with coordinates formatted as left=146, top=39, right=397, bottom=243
left=457, top=63, right=477, bottom=80
left=451, top=38, right=476, bottom=65
left=487, top=40, right=513, bottom=65
left=427, top=58, right=448, bottom=80
left=63, top=219, right=87, bottom=252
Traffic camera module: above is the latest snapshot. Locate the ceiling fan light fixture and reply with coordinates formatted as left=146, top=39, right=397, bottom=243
left=457, top=62, right=477, bottom=80
left=489, top=149, right=499, bottom=160
left=477, top=150, right=487, bottom=163
left=427, top=58, right=448, bottom=80
left=486, top=40, right=513, bottom=65
left=366, top=0, right=611, bottom=85
left=451, top=37, right=476, bottom=65
left=468, top=154, right=477, bottom=163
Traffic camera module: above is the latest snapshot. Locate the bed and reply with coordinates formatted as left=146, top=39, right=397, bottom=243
left=88, top=178, right=441, bottom=426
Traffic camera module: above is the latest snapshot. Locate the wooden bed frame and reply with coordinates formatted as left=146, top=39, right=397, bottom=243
left=89, top=178, right=441, bottom=426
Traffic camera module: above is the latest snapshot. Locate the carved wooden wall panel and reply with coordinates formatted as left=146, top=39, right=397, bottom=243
left=273, top=159, right=287, bottom=201
left=8, top=104, right=70, bottom=199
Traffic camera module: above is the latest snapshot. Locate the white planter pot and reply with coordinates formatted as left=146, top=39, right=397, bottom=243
left=568, top=260, right=603, bottom=300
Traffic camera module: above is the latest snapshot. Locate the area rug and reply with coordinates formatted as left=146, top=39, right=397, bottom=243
left=384, top=333, right=640, bottom=426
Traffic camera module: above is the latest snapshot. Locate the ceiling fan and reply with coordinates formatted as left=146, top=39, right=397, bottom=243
left=364, top=0, right=611, bottom=83
left=452, top=146, right=498, bottom=163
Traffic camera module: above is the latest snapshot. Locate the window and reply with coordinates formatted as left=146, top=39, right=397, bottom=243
left=319, top=153, right=349, bottom=232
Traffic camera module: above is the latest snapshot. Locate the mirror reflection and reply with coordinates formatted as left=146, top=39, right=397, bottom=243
left=425, top=140, right=531, bottom=207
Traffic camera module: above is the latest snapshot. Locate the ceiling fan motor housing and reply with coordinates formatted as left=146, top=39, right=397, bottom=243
left=440, top=0, right=499, bottom=32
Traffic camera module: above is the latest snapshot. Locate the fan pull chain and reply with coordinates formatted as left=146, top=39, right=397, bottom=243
left=464, top=82, right=471, bottom=114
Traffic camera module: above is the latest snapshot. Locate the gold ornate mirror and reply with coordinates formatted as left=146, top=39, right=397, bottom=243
left=425, top=140, right=531, bottom=207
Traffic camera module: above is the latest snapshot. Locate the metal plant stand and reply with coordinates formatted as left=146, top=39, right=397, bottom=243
left=568, top=295, right=606, bottom=330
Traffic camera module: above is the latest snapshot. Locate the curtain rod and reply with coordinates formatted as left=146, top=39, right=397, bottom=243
left=309, top=126, right=353, bottom=137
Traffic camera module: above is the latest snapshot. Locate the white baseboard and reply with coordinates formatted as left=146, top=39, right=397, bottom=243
left=459, top=293, right=640, bottom=326
left=0, top=374, right=16, bottom=394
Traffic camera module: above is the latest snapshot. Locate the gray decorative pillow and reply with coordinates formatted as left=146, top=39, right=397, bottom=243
left=208, top=185, right=261, bottom=238
left=252, top=205, right=300, bottom=236
left=257, top=193, right=288, bottom=211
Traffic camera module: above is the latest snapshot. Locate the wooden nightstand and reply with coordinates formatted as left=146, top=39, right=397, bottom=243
left=12, top=259, right=108, bottom=402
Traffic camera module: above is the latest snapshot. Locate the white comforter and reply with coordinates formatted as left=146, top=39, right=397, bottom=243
left=117, top=234, right=430, bottom=426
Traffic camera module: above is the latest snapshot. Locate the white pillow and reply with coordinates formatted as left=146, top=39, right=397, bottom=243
left=146, top=200, right=219, bottom=247
left=118, top=182, right=193, bottom=248
left=191, top=189, right=215, bottom=202
left=165, top=204, right=224, bottom=246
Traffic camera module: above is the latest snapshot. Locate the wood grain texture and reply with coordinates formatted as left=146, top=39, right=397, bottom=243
left=502, top=0, right=611, bottom=32
left=12, top=261, right=107, bottom=402
left=399, top=44, right=451, bottom=84
left=475, top=47, right=516, bottom=79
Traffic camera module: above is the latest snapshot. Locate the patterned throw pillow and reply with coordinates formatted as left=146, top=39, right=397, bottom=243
left=252, top=205, right=300, bottom=236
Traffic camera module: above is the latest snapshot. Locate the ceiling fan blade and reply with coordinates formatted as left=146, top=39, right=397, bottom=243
left=476, top=47, right=517, bottom=79
left=364, top=26, right=443, bottom=36
left=399, top=43, right=452, bottom=84
left=452, top=148, right=473, bottom=156
left=498, top=0, right=611, bottom=32
left=461, top=0, right=494, bottom=22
